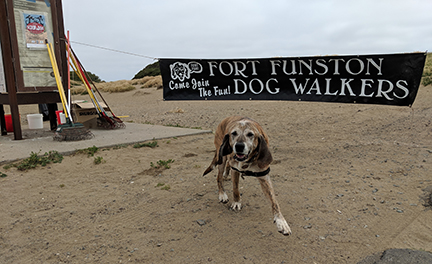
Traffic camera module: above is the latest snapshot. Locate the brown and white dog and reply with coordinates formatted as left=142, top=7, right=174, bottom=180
left=203, top=116, right=292, bottom=236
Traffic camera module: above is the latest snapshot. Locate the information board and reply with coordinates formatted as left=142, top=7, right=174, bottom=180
left=13, top=0, right=56, bottom=88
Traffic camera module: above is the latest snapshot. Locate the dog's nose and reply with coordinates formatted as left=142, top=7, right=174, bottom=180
left=234, top=142, right=245, bottom=153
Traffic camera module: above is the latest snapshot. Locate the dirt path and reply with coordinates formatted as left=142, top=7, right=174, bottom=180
left=1, top=85, right=432, bottom=263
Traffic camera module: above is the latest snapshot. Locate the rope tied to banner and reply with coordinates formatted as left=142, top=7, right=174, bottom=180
left=60, top=38, right=158, bottom=61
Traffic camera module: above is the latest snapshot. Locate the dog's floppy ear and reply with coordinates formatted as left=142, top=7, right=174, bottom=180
left=217, top=134, right=232, bottom=164
left=257, top=136, right=273, bottom=169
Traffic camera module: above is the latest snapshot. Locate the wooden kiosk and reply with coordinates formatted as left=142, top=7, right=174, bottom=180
left=0, top=0, right=67, bottom=140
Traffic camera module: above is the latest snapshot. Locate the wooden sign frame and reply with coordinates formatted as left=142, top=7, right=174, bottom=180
left=0, top=0, right=67, bottom=140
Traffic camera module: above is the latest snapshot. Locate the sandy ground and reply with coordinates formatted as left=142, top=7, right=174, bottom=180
left=1, top=84, right=432, bottom=263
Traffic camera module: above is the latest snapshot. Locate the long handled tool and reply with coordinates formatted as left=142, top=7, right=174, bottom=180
left=67, top=44, right=125, bottom=129
left=68, top=52, right=115, bottom=128
left=66, top=31, right=72, bottom=114
left=46, top=40, right=94, bottom=141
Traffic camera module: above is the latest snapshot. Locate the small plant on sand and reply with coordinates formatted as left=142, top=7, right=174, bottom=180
left=133, top=140, right=158, bottom=148
left=112, top=144, right=128, bottom=150
left=151, top=159, right=174, bottom=169
left=155, top=182, right=171, bottom=190
left=0, top=172, right=7, bottom=178
left=94, top=156, right=104, bottom=165
left=78, top=145, right=99, bottom=157
left=161, top=184, right=171, bottom=190
left=7, top=151, right=64, bottom=171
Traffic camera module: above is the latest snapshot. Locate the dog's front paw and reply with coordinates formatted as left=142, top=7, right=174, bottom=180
left=219, top=192, right=229, bottom=203
left=230, top=202, right=242, bottom=211
left=274, top=216, right=292, bottom=236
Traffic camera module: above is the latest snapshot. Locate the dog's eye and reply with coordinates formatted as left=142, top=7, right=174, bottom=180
left=231, top=131, right=238, bottom=137
left=247, top=132, right=254, bottom=138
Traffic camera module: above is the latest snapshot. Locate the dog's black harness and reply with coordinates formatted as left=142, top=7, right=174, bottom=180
left=231, top=166, right=271, bottom=177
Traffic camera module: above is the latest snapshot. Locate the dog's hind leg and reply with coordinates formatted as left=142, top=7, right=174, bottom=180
left=258, top=176, right=292, bottom=236
left=217, top=156, right=229, bottom=203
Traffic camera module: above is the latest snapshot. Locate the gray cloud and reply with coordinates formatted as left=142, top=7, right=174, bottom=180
left=62, top=0, right=432, bottom=81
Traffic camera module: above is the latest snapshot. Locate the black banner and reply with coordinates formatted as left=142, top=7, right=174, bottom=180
left=160, top=53, right=426, bottom=106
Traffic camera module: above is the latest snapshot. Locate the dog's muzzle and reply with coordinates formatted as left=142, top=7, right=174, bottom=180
left=234, top=142, right=248, bottom=162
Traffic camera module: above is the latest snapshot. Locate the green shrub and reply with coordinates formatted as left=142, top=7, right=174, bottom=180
left=133, top=61, right=160, bottom=79
left=70, top=71, right=102, bottom=83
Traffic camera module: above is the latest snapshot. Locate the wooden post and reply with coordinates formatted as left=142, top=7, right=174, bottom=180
left=0, top=0, right=65, bottom=140
left=0, top=0, right=22, bottom=140
left=0, top=104, right=6, bottom=135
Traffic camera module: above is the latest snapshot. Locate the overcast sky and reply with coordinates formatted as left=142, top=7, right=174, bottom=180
left=62, top=0, right=432, bottom=82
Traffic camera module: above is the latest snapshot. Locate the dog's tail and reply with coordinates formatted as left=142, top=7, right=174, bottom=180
left=203, top=152, right=218, bottom=176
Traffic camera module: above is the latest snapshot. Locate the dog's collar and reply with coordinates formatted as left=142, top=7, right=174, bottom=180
left=231, top=166, right=270, bottom=177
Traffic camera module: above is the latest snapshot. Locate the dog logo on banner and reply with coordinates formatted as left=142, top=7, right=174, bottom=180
left=170, top=61, right=203, bottom=82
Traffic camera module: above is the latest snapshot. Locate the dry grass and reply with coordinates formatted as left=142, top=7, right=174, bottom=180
left=70, top=86, right=87, bottom=95
left=131, top=76, right=154, bottom=85
left=70, top=75, right=163, bottom=95
left=422, top=53, right=432, bottom=86
left=141, top=75, right=162, bottom=89
left=132, top=75, right=163, bottom=89
left=99, top=80, right=136, bottom=93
